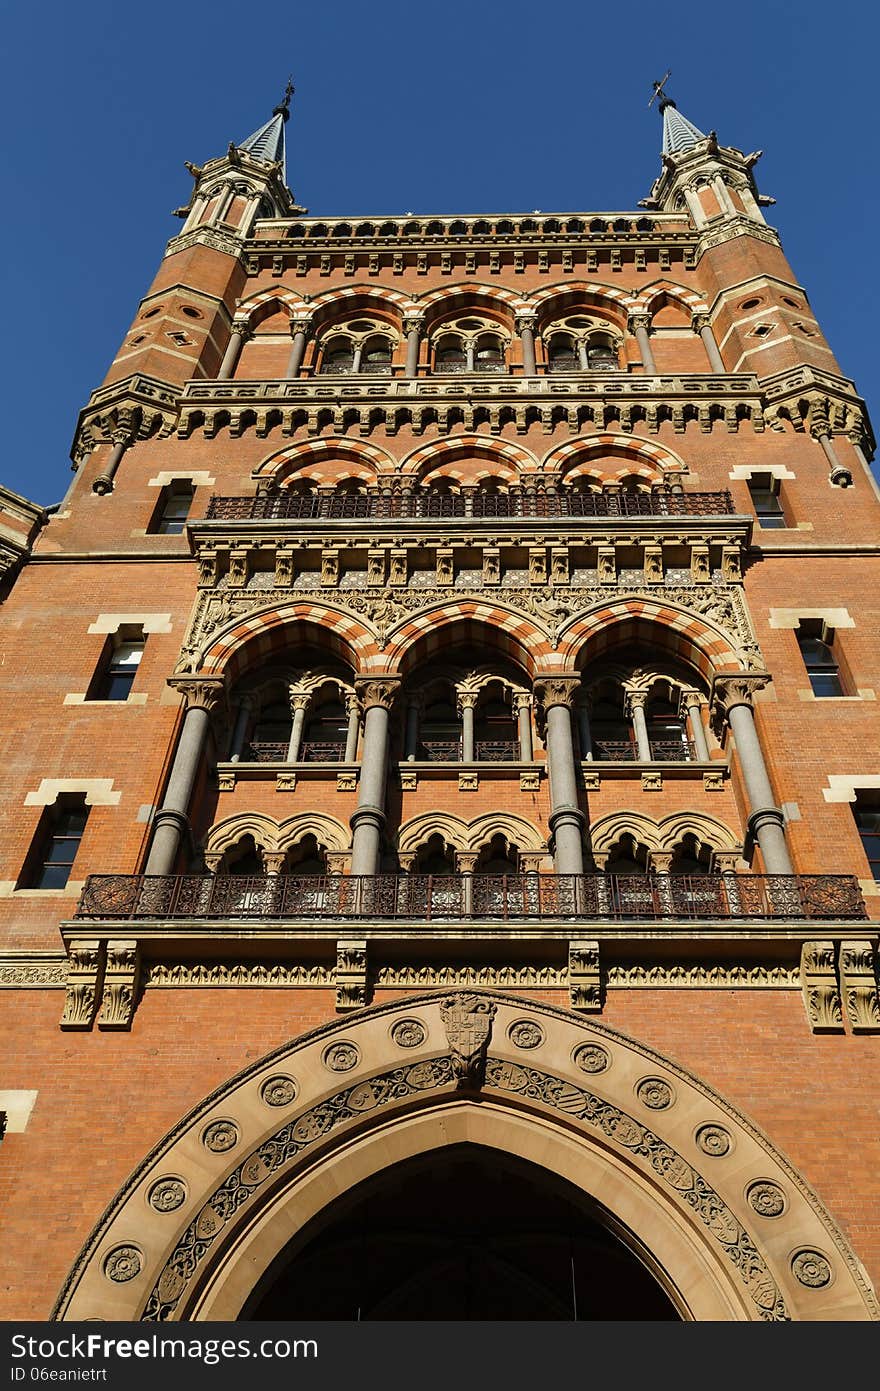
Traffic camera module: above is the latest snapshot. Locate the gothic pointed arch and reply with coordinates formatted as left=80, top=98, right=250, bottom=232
left=399, top=435, right=538, bottom=484
left=628, top=279, right=709, bottom=321
left=52, top=993, right=877, bottom=1322
left=557, top=597, right=744, bottom=683
left=235, top=287, right=309, bottom=329
left=385, top=602, right=551, bottom=679
left=193, top=603, right=378, bottom=683
left=542, top=434, right=688, bottom=483
left=252, top=437, right=397, bottom=487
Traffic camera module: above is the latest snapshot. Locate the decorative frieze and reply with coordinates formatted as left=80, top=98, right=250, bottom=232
left=336, top=939, right=368, bottom=1013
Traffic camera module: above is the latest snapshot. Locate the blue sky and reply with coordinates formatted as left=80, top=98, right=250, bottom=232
left=3, top=0, right=878, bottom=504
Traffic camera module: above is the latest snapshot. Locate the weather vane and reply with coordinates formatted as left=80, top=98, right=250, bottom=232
left=275, top=76, right=295, bottom=120
left=649, top=71, right=672, bottom=108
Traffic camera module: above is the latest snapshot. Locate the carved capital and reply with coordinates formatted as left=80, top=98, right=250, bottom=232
left=355, top=677, right=401, bottom=712
left=440, top=992, right=497, bottom=1089
left=627, top=313, right=652, bottom=335
left=231, top=320, right=253, bottom=341
left=60, top=941, right=104, bottom=1032
left=515, top=313, right=538, bottom=334
left=691, top=312, right=711, bottom=334
left=513, top=691, right=532, bottom=714
left=336, top=939, right=368, bottom=1013
left=403, top=314, right=425, bottom=335
left=800, top=941, right=844, bottom=1034
left=709, top=671, right=770, bottom=731
left=289, top=690, right=312, bottom=714
left=534, top=676, right=581, bottom=713
left=456, top=689, right=479, bottom=711
left=168, top=678, right=226, bottom=712
left=569, top=940, right=601, bottom=1013
left=97, top=940, right=141, bottom=1031
left=289, top=316, right=311, bottom=337
left=626, top=689, right=649, bottom=714
left=839, top=940, right=880, bottom=1033
left=678, top=687, right=703, bottom=719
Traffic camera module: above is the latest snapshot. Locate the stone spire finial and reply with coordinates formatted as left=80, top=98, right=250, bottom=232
left=649, top=72, right=706, bottom=155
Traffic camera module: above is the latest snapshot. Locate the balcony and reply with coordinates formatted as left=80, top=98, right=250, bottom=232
left=204, top=489, right=736, bottom=523
left=419, top=740, right=520, bottom=763
left=592, top=740, right=697, bottom=763
left=75, top=873, right=867, bottom=923
left=244, top=740, right=346, bottom=763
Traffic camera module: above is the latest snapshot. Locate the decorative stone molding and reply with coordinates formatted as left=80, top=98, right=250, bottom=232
left=800, top=941, right=844, bottom=1034
left=569, top=940, right=601, bottom=1012
left=0, top=955, right=68, bottom=987
left=534, top=676, right=580, bottom=713
left=440, top=992, right=497, bottom=1089
left=24, top=780, right=121, bottom=809
left=355, top=677, right=400, bottom=711
left=97, top=941, right=141, bottom=1031
left=167, top=678, right=225, bottom=712
left=839, top=940, right=880, bottom=1033
left=59, top=941, right=104, bottom=1031
left=336, top=940, right=368, bottom=1013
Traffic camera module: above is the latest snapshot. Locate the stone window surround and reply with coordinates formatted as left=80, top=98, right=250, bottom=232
left=147, top=471, right=215, bottom=489
left=768, top=609, right=873, bottom=701
left=63, top=616, right=170, bottom=705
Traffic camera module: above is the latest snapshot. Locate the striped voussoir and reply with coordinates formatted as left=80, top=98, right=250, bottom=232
left=306, top=283, right=417, bottom=315
left=253, top=437, right=398, bottom=483
left=199, top=604, right=381, bottom=682
left=417, top=282, right=528, bottom=325
left=628, top=280, right=709, bottom=319
left=542, top=434, right=683, bottom=480
left=529, top=280, right=634, bottom=313
left=236, top=287, right=309, bottom=327
left=400, top=435, right=539, bottom=481
left=385, top=601, right=554, bottom=677
left=557, top=600, right=739, bottom=681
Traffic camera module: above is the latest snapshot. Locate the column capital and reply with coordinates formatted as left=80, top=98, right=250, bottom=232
left=649, top=851, right=675, bottom=873
left=231, top=319, right=253, bottom=341
left=513, top=690, right=532, bottom=713
left=289, top=689, right=311, bottom=714
left=288, top=315, right=311, bottom=337
left=710, top=671, right=770, bottom=731
left=456, top=688, right=480, bottom=711
left=344, top=690, right=362, bottom=716
left=627, top=312, right=652, bottom=334
left=678, top=686, right=704, bottom=718
left=403, top=313, right=425, bottom=335
left=167, top=677, right=225, bottom=712
left=534, top=676, right=581, bottom=712
left=355, top=676, right=401, bottom=711
left=456, top=851, right=479, bottom=873
left=515, top=312, right=538, bottom=333
left=713, top=849, right=741, bottom=873
left=691, top=312, right=711, bottom=334
left=626, top=689, right=649, bottom=714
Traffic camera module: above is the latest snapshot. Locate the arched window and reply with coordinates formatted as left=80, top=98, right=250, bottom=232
left=320, top=339, right=355, bottom=374
left=605, top=836, right=654, bottom=917
left=415, top=833, right=456, bottom=875
left=248, top=700, right=292, bottom=761
left=435, top=336, right=467, bottom=373
left=474, top=335, right=505, bottom=373
left=420, top=695, right=461, bottom=761
left=361, top=337, right=392, bottom=374
left=285, top=834, right=328, bottom=876
left=302, top=698, right=348, bottom=762
left=547, top=335, right=579, bottom=373
left=224, top=836, right=264, bottom=876
left=587, top=336, right=619, bottom=371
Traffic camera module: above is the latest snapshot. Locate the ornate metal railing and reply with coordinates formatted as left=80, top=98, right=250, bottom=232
left=75, top=873, right=867, bottom=922
left=244, top=741, right=289, bottom=762
left=419, top=739, right=462, bottom=762
left=301, top=741, right=346, bottom=762
left=475, top=740, right=520, bottom=762
left=590, top=740, right=696, bottom=763
left=205, top=489, right=736, bottom=522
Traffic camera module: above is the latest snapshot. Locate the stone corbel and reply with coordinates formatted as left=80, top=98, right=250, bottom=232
left=336, top=939, right=368, bottom=1013
left=60, top=941, right=105, bottom=1031
left=839, top=941, right=880, bottom=1033
left=800, top=941, right=844, bottom=1034
left=97, top=940, right=142, bottom=1031
left=569, top=940, right=601, bottom=1013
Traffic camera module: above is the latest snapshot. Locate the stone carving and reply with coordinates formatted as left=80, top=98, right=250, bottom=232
left=572, top=1043, right=610, bottom=1074
left=791, top=1250, right=832, bottom=1288
left=355, top=678, right=400, bottom=711
left=747, top=1181, right=786, bottom=1218
left=534, top=676, right=580, bottom=712
left=800, top=941, right=844, bottom=1034
left=60, top=941, right=104, bottom=1031
left=838, top=940, right=880, bottom=1033
left=336, top=940, right=368, bottom=1013
left=104, top=1246, right=142, bottom=1283
left=710, top=672, right=771, bottom=734
left=390, top=1018, right=427, bottom=1049
left=696, top=1124, right=733, bottom=1157
left=637, top=1078, right=675, bottom=1110
left=149, top=1179, right=187, bottom=1213
left=97, top=940, right=141, bottom=1031
left=508, top=1020, right=544, bottom=1050
left=606, top=964, right=798, bottom=988
left=144, top=963, right=334, bottom=987
left=569, top=940, right=601, bottom=1013
left=202, top=1120, right=239, bottom=1153
left=323, top=1041, right=360, bottom=1072
left=440, top=993, right=497, bottom=1089
left=373, top=965, right=567, bottom=988
left=260, top=1076, right=298, bottom=1108
left=0, top=957, right=68, bottom=987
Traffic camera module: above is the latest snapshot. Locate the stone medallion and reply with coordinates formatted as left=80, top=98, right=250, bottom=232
left=636, top=1077, right=675, bottom=1110
left=103, top=1246, right=142, bottom=1283
left=261, top=1075, right=298, bottom=1107
left=148, top=1179, right=186, bottom=1214
left=508, top=1019, right=544, bottom=1050
left=747, top=1181, right=786, bottom=1218
left=572, top=1043, right=610, bottom=1074
left=202, top=1119, right=239, bottom=1154
left=792, top=1250, right=832, bottom=1288
left=391, top=1018, right=427, bottom=1049
left=323, top=1041, right=360, bottom=1072
left=695, top=1123, right=732, bottom=1157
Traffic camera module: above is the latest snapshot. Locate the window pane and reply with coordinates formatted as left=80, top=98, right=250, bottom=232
left=36, top=862, right=73, bottom=889
left=809, top=672, right=844, bottom=697
left=102, top=670, right=137, bottom=701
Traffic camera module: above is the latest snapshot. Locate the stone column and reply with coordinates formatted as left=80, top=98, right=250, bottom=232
left=404, top=695, right=421, bottom=761
left=287, top=692, right=310, bottom=762
left=349, top=678, right=399, bottom=877
left=92, top=422, right=134, bottom=495
left=712, top=175, right=738, bottom=217
left=535, top=678, right=585, bottom=876
left=344, top=692, right=361, bottom=763
left=458, top=690, right=478, bottom=762
left=693, top=313, right=725, bottom=374
left=403, top=315, right=424, bottom=378
left=737, top=183, right=766, bottom=224
left=145, top=680, right=224, bottom=875
left=576, top=339, right=589, bottom=371
left=286, top=317, right=310, bottom=378
left=627, top=691, right=652, bottom=762
left=516, top=314, right=538, bottom=376
left=465, top=340, right=476, bottom=373
left=683, top=186, right=707, bottom=228
left=650, top=850, right=676, bottom=915
left=679, top=688, right=710, bottom=762
left=576, top=700, right=593, bottom=760
left=217, top=322, right=250, bottom=380
left=628, top=315, right=656, bottom=375
left=229, top=696, right=253, bottom=762
left=457, top=851, right=478, bottom=917
left=351, top=344, right=364, bottom=375
left=813, top=428, right=853, bottom=487
left=711, top=674, right=793, bottom=874
left=851, top=436, right=880, bottom=504
left=515, top=692, right=533, bottom=762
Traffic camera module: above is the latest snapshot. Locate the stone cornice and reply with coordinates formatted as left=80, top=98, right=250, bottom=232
left=71, top=374, right=180, bottom=463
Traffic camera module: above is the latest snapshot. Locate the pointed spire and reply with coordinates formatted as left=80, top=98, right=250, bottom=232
left=238, top=79, right=294, bottom=184
left=649, top=73, right=706, bottom=155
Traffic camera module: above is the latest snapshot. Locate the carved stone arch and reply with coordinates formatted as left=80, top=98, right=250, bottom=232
left=276, top=813, right=350, bottom=856
left=203, top=813, right=280, bottom=868
left=456, top=667, right=528, bottom=700
left=52, top=992, right=877, bottom=1322
left=384, top=602, right=551, bottom=680
left=466, top=813, right=546, bottom=853
left=197, top=603, right=379, bottom=684
left=590, top=811, right=664, bottom=859
left=557, top=598, right=743, bottom=686
left=542, top=434, right=687, bottom=483
left=417, top=282, right=527, bottom=333
left=529, top=280, right=634, bottom=327
left=305, top=283, right=416, bottom=322
left=629, top=279, right=709, bottom=323
left=657, top=813, right=740, bottom=856
left=252, top=437, right=397, bottom=487
left=397, top=812, right=469, bottom=855
left=399, top=435, right=538, bottom=483
left=235, top=287, right=308, bottom=330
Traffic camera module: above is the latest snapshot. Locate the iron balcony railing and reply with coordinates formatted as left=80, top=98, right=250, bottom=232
left=75, top=873, right=867, bottom=922
left=591, top=739, right=697, bottom=763
left=204, top=489, right=736, bottom=523
left=419, top=739, right=520, bottom=763
left=244, top=741, right=347, bottom=763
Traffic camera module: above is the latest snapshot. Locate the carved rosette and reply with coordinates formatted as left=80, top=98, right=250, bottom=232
left=439, top=992, right=497, bottom=1089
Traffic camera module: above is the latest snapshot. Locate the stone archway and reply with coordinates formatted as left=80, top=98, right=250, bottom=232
left=53, top=993, right=878, bottom=1322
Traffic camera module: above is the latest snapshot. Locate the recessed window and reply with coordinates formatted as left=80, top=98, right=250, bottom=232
left=740, top=297, right=762, bottom=310
left=181, top=305, right=202, bottom=320
left=141, top=306, right=161, bottom=319
left=796, top=622, right=845, bottom=697
left=89, top=631, right=146, bottom=702
left=752, top=324, right=773, bottom=338
left=852, top=794, right=880, bottom=882
left=748, top=474, right=787, bottom=528
left=151, top=481, right=194, bottom=534
left=19, top=795, right=90, bottom=890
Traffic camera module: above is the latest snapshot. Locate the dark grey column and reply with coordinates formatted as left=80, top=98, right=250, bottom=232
left=286, top=318, right=310, bottom=378
left=693, top=314, right=725, bottom=373
left=576, top=700, right=593, bottom=760
left=349, top=678, right=399, bottom=877
left=628, top=315, right=657, bottom=375
left=229, top=696, right=253, bottom=762
left=814, top=429, right=853, bottom=487
left=145, top=681, right=224, bottom=874
left=404, top=695, right=421, bottom=761
left=515, top=692, right=533, bottom=762
left=217, top=323, right=250, bottom=381
left=535, top=678, right=585, bottom=876
left=711, top=675, right=793, bottom=874
left=92, top=426, right=133, bottom=495
left=680, top=688, right=710, bottom=761
left=404, top=315, right=424, bottom=378
left=851, top=436, right=880, bottom=503
left=516, top=314, right=538, bottom=376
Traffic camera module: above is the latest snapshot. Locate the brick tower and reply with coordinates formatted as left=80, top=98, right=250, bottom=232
left=1, top=81, right=879, bottom=1322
